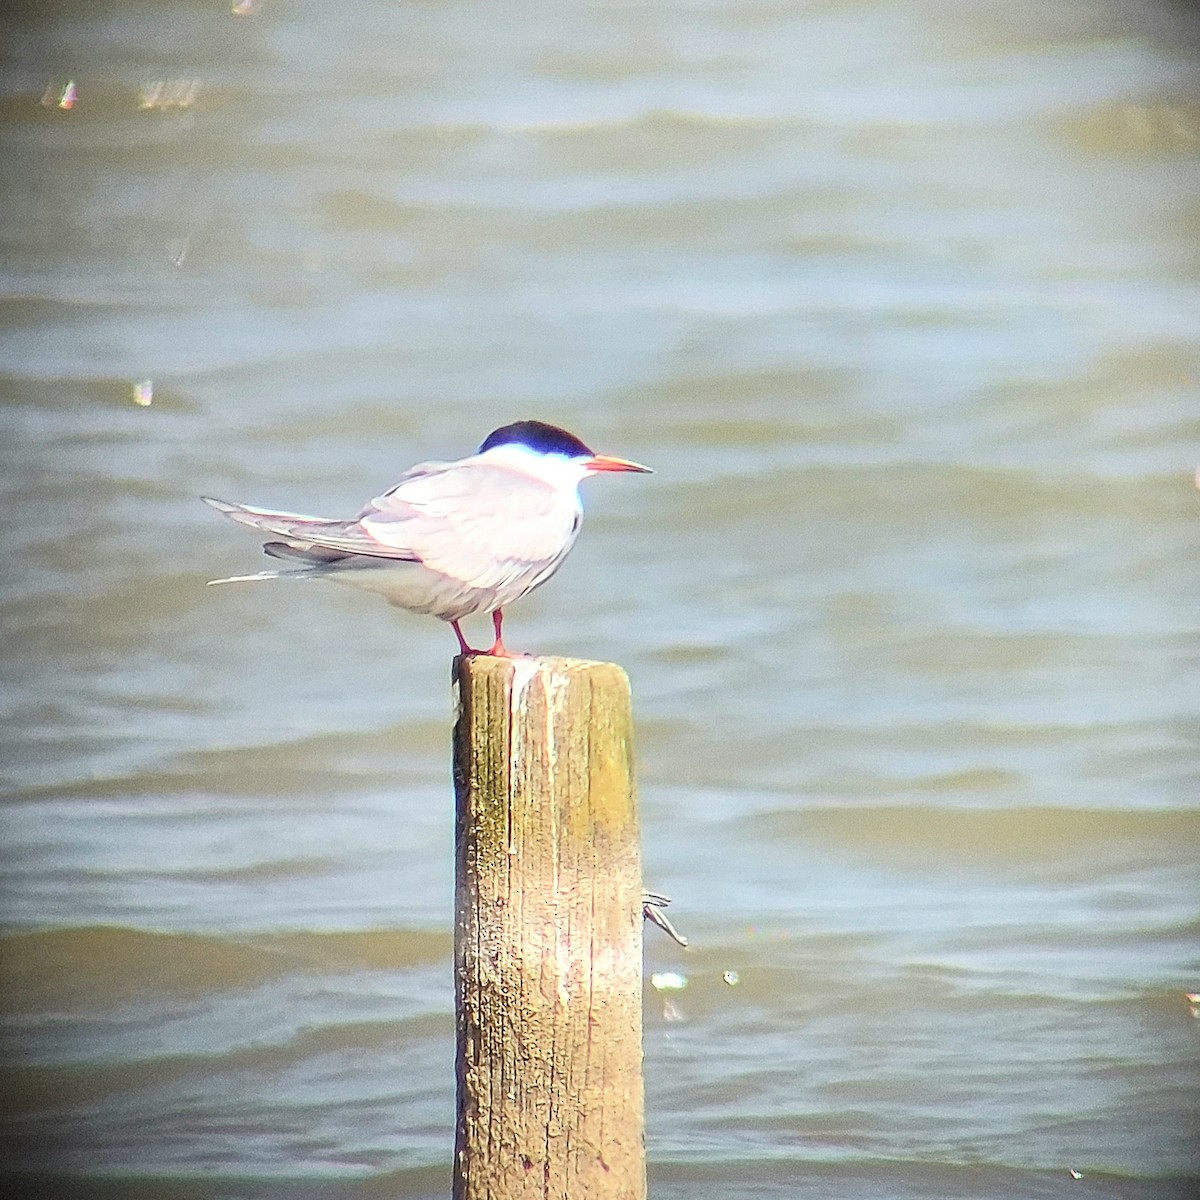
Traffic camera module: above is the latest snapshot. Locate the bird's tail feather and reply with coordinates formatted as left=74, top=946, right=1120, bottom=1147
left=201, top=495, right=341, bottom=538
left=206, top=569, right=313, bottom=586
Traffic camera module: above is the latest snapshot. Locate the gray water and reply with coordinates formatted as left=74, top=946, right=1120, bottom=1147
left=2, top=0, right=1199, bottom=1196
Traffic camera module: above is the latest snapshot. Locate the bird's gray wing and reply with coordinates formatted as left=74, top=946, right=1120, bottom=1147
left=361, top=462, right=579, bottom=587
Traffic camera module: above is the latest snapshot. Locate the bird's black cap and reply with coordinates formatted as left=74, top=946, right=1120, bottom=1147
left=478, top=420, right=594, bottom=459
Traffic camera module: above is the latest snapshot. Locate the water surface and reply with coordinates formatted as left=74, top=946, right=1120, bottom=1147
left=2, top=0, right=1199, bottom=1196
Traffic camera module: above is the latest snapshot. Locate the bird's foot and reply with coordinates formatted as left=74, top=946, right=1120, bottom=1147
left=453, top=638, right=529, bottom=659
left=642, top=891, right=689, bottom=948
left=452, top=640, right=531, bottom=659
left=484, top=638, right=531, bottom=659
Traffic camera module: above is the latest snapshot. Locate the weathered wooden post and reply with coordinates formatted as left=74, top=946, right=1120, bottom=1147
left=452, top=654, right=646, bottom=1200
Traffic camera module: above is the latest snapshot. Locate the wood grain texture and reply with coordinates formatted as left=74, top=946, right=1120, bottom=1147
left=452, top=655, right=645, bottom=1200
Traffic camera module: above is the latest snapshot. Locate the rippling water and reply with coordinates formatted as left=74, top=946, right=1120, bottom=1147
left=2, top=0, right=1199, bottom=1196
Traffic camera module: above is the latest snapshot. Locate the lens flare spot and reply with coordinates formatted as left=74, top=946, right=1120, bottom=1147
left=649, top=971, right=687, bottom=992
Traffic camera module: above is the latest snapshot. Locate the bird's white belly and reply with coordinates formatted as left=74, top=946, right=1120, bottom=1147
left=322, top=557, right=558, bottom=623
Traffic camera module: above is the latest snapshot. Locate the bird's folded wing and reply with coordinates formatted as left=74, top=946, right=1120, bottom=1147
left=362, top=462, right=579, bottom=587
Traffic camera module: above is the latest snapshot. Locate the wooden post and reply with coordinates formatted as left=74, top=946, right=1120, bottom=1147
left=452, top=655, right=646, bottom=1200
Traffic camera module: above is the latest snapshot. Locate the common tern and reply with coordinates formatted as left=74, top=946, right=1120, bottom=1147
left=203, top=420, right=651, bottom=656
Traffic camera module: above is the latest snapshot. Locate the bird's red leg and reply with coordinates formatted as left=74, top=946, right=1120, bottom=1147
left=487, top=609, right=520, bottom=658
left=451, top=620, right=476, bottom=656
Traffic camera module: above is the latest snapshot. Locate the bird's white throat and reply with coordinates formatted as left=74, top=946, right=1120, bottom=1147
left=477, top=442, right=590, bottom=490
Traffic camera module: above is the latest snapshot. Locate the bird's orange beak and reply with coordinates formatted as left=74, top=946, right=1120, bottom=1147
left=585, top=455, right=653, bottom=474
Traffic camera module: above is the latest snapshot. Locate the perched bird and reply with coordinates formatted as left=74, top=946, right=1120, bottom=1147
left=203, top=420, right=651, bottom=656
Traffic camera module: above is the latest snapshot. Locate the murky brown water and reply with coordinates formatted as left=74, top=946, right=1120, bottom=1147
left=2, top=1, right=1199, bottom=1196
